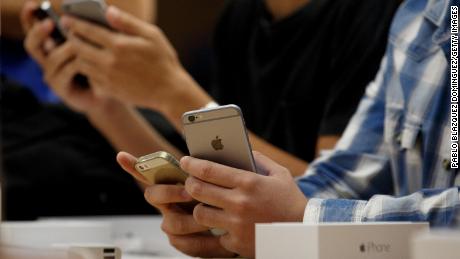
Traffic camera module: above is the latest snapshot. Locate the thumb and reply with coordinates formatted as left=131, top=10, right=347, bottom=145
left=21, top=1, right=39, bottom=32
left=252, top=151, right=290, bottom=177
left=116, top=151, right=150, bottom=185
left=106, top=6, right=151, bottom=37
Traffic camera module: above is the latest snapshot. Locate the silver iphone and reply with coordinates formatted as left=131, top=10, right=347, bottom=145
left=182, top=104, right=257, bottom=173
left=61, top=0, right=110, bottom=27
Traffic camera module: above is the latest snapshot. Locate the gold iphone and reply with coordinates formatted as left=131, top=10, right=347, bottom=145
left=135, top=151, right=188, bottom=185
left=182, top=104, right=257, bottom=173
left=135, top=151, right=197, bottom=213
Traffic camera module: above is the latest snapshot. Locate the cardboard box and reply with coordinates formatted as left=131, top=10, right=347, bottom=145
left=411, top=230, right=460, bottom=259
left=256, top=222, right=429, bottom=259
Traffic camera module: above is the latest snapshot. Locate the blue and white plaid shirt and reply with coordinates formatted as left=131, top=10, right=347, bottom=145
left=298, top=0, right=460, bottom=226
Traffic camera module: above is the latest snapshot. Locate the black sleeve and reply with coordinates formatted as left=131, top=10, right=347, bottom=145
left=318, top=0, right=400, bottom=135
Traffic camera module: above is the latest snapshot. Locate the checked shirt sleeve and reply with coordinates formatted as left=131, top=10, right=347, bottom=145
left=303, top=188, right=460, bottom=227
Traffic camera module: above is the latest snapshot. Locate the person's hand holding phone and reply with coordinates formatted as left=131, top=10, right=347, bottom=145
left=60, top=6, right=212, bottom=123
left=116, top=151, right=236, bottom=258
left=21, top=1, right=122, bottom=115
left=180, top=151, right=308, bottom=258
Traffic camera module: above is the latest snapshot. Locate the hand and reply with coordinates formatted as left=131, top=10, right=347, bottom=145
left=116, top=152, right=236, bottom=258
left=60, top=6, right=209, bottom=115
left=21, top=1, right=119, bottom=114
left=180, top=151, right=308, bottom=258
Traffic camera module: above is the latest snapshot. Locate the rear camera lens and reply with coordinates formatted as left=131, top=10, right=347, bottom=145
left=188, top=115, right=196, bottom=122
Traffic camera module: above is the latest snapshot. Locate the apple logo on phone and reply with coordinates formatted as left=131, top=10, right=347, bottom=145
left=211, top=136, right=224, bottom=151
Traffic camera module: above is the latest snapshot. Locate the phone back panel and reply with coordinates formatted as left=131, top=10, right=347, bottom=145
left=183, top=105, right=257, bottom=173
left=62, top=0, right=109, bottom=27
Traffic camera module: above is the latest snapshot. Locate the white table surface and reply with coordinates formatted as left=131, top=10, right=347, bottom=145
left=45, top=215, right=189, bottom=258
left=1, top=215, right=190, bottom=259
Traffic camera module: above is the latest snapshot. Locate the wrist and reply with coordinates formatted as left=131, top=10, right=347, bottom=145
left=86, top=98, right=131, bottom=125
left=292, top=196, right=309, bottom=223
left=158, top=68, right=214, bottom=127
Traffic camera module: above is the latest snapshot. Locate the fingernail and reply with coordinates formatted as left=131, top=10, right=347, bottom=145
left=180, top=156, right=190, bottom=168
left=107, top=6, right=120, bottom=19
left=144, top=187, right=152, bottom=200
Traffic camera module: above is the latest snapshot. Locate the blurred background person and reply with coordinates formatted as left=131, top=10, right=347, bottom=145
left=1, top=0, right=156, bottom=220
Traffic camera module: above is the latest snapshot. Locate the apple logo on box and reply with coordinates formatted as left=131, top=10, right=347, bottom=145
left=211, top=136, right=224, bottom=151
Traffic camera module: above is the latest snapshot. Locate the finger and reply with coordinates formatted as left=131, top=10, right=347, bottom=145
left=253, top=151, right=290, bottom=177
left=91, top=81, right=111, bottom=99
left=52, top=60, right=80, bottom=88
left=193, top=203, right=228, bottom=230
left=61, top=15, right=115, bottom=48
left=24, top=19, right=54, bottom=65
left=185, top=177, right=233, bottom=209
left=74, top=57, right=104, bottom=85
left=106, top=6, right=154, bottom=37
left=68, top=33, right=108, bottom=66
left=116, top=151, right=150, bottom=185
left=161, top=211, right=209, bottom=235
left=43, top=38, right=57, bottom=53
left=74, top=58, right=93, bottom=78
left=144, top=184, right=193, bottom=206
left=180, top=156, right=250, bottom=188
left=20, top=1, right=39, bottom=32
left=167, top=233, right=235, bottom=258
left=219, top=233, right=240, bottom=256
left=44, top=42, right=76, bottom=81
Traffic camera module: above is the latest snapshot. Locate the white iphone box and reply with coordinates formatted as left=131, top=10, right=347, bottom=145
left=256, top=222, right=429, bottom=259
left=411, top=230, right=460, bottom=259
left=0, top=221, right=120, bottom=259
left=0, top=221, right=112, bottom=248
